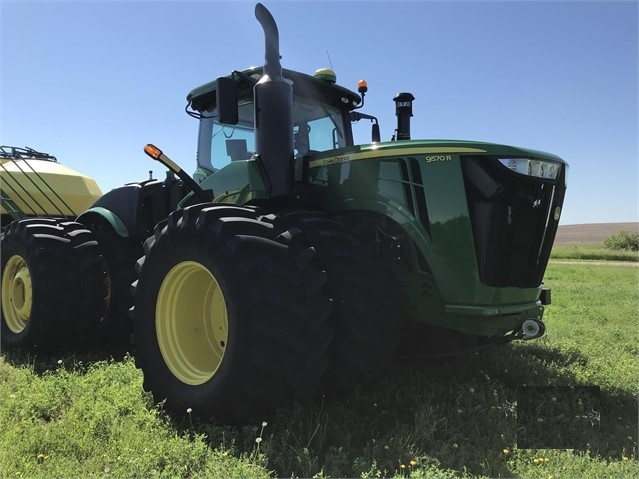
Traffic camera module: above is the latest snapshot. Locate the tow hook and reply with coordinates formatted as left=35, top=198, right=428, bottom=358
left=520, top=319, right=545, bottom=340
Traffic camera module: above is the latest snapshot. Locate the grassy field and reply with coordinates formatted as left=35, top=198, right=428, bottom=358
left=550, top=244, right=639, bottom=262
left=1, top=256, right=637, bottom=478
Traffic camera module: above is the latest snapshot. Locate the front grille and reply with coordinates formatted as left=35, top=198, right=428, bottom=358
left=461, top=155, right=566, bottom=288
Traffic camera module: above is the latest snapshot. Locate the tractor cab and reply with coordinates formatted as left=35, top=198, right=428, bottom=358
left=186, top=67, right=363, bottom=184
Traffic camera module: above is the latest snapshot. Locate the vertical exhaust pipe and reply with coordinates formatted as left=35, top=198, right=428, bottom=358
left=254, top=3, right=294, bottom=196
left=393, top=92, right=415, bottom=141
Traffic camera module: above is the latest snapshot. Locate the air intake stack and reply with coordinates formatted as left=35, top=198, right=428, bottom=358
left=393, top=92, right=415, bottom=141
left=253, top=3, right=294, bottom=196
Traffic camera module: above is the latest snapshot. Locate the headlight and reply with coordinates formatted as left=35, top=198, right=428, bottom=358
left=498, top=158, right=561, bottom=180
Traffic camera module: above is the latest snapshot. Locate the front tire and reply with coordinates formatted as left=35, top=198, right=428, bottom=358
left=131, top=204, right=333, bottom=423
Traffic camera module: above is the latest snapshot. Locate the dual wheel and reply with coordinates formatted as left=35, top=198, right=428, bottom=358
left=131, top=204, right=334, bottom=422
left=1, top=218, right=107, bottom=350
left=1, top=206, right=399, bottom=423
left=1, top=216, right=140, bottom=351
left=268, top=210, right=400, bottom=390
left=131, top=204, right=399, bottom=423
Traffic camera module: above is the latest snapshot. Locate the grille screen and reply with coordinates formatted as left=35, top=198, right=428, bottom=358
left=461, top=156, right=566, bottom=287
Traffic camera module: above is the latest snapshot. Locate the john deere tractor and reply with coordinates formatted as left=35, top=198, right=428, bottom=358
left=1, top=3, right=567, bottom=423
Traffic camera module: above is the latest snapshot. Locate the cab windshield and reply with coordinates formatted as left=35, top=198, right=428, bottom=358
left=198, top=98, right=347, bottom=173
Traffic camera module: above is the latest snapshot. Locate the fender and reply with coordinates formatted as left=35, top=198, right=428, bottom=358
left=77, top=206, right=129, bottom=237
left=76, top=179, right=188, bottom=243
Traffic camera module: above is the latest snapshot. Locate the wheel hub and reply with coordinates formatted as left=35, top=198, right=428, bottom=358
left=156, top=261, right=228, bottom=385
left=2, top=255, right=33, bottom=333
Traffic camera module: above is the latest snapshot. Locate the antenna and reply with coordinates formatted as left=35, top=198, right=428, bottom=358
left=326, top=50, right=334, bottom=70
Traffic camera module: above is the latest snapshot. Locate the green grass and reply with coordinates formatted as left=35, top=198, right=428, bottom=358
left=0, top=355, right=269, bottom=479
left=551, top=243, right=639, bottom=262
left=1, top=262, right=637, bottom=478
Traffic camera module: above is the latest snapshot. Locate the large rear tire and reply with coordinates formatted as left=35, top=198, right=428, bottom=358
left=131, top=204, right=333, bottom=423
left=1, top=218, right=107, bottom=350
left=270, top=211, right=400, bottom=390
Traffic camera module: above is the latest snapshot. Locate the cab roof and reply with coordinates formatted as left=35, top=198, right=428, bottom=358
left=187, top=66, right=362, bottom=113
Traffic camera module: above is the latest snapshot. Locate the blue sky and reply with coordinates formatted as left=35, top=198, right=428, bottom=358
left=1, top=0, right=637, bottom=226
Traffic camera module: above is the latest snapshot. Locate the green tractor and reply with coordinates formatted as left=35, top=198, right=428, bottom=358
left=1, top=3, right=567, bottom=423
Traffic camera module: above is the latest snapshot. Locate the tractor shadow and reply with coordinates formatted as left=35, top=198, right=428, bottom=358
left=169, top=339, right=637, bottom=479
left=377, top=340, right=638, bottom=478
left=2, top=336, right=636, bottom=479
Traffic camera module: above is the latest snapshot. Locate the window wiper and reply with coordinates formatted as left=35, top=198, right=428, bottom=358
left=231, top=70, right=259, bottom=85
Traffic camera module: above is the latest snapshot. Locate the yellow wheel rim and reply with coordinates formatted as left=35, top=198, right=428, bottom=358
left=2, top=255, right=33, bottom=334
left=156, top=261, right=228, bottom=385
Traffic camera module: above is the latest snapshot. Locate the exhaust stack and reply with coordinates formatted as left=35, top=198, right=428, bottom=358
left=253, top=3, right=294, bottom=196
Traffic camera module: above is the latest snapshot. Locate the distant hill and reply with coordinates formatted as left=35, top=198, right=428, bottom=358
left=555, top=222, right=639, bottom=244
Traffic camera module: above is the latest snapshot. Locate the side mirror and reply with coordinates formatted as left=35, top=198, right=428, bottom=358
left=216, top=77, right=238, bottom=125
left=372, top=123, right=381, bottom=143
